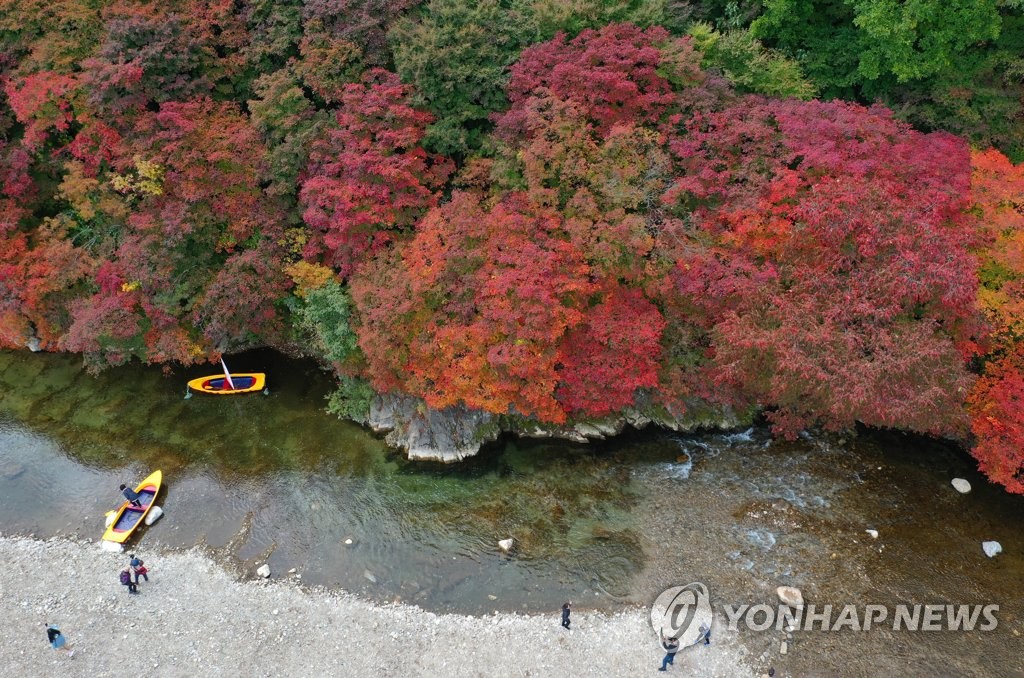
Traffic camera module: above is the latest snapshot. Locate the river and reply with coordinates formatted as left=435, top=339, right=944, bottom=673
left=0, top=349, right=1020, bottom=674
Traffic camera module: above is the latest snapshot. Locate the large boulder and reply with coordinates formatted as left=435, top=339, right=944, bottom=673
left=368, top=392, right=748, bottom=462
left=368, top=393, right=499, bottom=463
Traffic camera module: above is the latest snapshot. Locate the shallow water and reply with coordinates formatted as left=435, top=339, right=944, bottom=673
left=0, top=349, right=650, bottom=613
left=0, top=348, right=1021, bottom=673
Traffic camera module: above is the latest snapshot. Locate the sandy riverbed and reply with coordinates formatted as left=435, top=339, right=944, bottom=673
left=0, top=535, right=754, bottom=677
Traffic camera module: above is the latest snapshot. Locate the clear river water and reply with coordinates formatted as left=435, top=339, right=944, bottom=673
left=0, top=348, right=1021, bottom=674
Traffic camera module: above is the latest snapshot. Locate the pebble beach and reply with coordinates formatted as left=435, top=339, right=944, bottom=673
left=1, top=535, right=754, bottom=677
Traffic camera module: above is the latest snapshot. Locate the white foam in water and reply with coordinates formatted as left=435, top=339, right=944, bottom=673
left=720, top=427, right=755, bottom=445
left=654, top=459, right=693, bottom=480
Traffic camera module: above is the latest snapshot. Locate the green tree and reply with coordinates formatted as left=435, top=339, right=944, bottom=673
left=688, top=23, right=816, bottom=99
left=389, top=0, right=528, bottom=156
left=851, top=0, right=1002, bottom=82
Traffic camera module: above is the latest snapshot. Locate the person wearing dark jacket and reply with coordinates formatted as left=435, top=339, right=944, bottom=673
left=119, top=484, right=142, bottom=507
left=561, top=602, right=571, bottom=630
left=658, top=634, right=680, bottom=671
left=44, top=623, right=75, bottom=658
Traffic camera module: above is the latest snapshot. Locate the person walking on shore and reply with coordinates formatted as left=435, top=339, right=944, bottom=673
left=44, top=624, right=75, bottom=658
left=119, top=484, right=142, bottom=507
left=658, top=634, right=679, bottom=671
left=130, top=554, right=148, bottom=584
left=561, top=602, right=571, bottom=630
left=120, top=568, right=139, bottom=594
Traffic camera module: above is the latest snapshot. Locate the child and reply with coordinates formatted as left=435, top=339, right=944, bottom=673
left=44, top=624, right=75, bottom=658
left=130, top=554, right=149, bottom=583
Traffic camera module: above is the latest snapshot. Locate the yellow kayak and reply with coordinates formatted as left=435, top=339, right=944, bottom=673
left=187, top=373, right=266, bottom=395
left=101, top=470, right=162, bottom=544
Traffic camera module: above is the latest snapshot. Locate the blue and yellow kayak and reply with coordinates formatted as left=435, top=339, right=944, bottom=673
left=186, top=373, right=266, bottom=395
left=101, top=470, right=162, bottom=544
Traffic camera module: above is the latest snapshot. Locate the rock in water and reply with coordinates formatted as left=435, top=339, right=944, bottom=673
left=363, top=570, right=377, bottom=584
left=776, top=586, right=804, bottom=609
left=0, top=460, right=25, bottom=480
left=982, top=541, right=1002, bottom=558
left=951, top=478, right=971, bottom=494
left=144, top=505, right=163, bottom=525
left=498, top=538, right=515, bottom=552
left=256, top=564, right=271, bottom=578
left=865, top=529, right=879, bottom=539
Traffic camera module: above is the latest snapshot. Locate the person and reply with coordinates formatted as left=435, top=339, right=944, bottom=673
left=119, top=484, right=142, bottom=507
left=130, top=555, right=148, bottom=584
left=44, top=623, right=75, bottom=658
left=658, top=634, right=679, bottom=671
left=120, top=568, right=139, bottom=594
left=697, top=623, right=711, bottom=646
left=561, top=602, right=571, bottom=630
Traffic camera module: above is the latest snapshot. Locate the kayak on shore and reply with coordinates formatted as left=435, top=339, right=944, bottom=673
left=101, top=470, right=162, bottom=544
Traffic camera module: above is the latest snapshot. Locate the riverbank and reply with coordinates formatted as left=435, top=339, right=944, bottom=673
left=0, top=535, right=754, bottom=677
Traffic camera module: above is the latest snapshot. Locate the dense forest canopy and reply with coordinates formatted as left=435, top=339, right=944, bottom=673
left=0, top=0, right=1022, bottom=493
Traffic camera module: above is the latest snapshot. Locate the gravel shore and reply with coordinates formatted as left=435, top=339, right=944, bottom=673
left=1, top=535, right=754, bottom=677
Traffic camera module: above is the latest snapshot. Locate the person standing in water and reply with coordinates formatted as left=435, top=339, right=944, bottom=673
left=44, top=624, right=75, bottom=658
left=119, top=484, right=142, bottom=507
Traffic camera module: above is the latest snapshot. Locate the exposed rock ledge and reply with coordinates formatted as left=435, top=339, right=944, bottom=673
left=368, top=392, right=748, bottom=462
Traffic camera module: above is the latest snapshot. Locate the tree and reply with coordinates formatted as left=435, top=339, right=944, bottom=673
left=352, top=192, right=595, bottom=422
left=556, top=284, right=665, bottom=416
left=500, top=23, right=677, bottom=136
left=662, top=97, right=980, bottom=437
left=65, top=97, right=290, bottom=366
left=970, top=147, right=1024, bottom=345
left=850, top=0, right=1002, bottom=83
left=389, top=0, right=528, bottom=155
left=299, top=69, right=452, bottom=277
left=687, top=23, right=816, bottom=99
left=3, top=71, right=79, bottom=151
left=965, top=148, right=1024, bottom=493
left=968, top=346, right=1024, bottom=493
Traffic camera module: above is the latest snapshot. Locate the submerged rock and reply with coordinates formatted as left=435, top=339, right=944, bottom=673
left=0, top=460, right=25, bottom=480
left=951, top=478, right=971, bottom=494
left=982, top=541, right=1002, bottom=558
